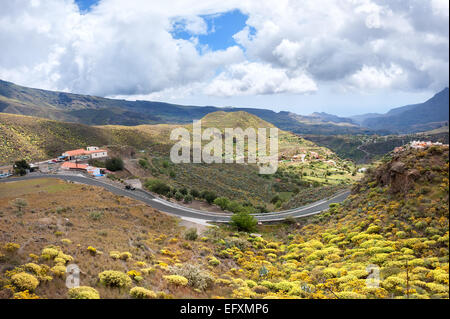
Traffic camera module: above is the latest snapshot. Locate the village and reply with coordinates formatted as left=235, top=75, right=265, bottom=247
left=0, top=146, right=109, bottom=178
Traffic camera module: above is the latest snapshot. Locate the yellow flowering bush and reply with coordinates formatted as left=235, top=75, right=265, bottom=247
left=98, top=270, right=132, bottom=288
left=68, top=286, right=100, bottom=299
left=11, top=272, right=39, bottom=291
left=129, top=287, right=157, bottom=299
left=164, top=275, right=189, bottom=286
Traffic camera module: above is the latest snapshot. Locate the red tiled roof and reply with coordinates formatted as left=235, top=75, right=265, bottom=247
left=61, top=162, right=89, bottom=170
left=63, top=149, right=87, bottom=156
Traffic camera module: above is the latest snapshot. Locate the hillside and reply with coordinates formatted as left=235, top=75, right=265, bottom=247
left=356, top=88, right=449, bottom=134
left=0, top=111, right=359, bottom=211
left=0, top=79, right=373, bottom=135
left=0, top=145, right=447, bottom=299
left=305, top=131, right=450, bottom=164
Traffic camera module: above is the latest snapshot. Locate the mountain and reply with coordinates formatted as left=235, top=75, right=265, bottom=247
left=309, top=112, right=357, bottom=125
left=353, top=88, right=449, bottom=134
left=0, top=79, right=373, bottom=135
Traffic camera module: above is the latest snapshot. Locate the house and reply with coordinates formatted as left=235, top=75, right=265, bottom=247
left=62, top=147, right=108, bottom=160
left=61, top=162, right=105, bottom=176
left=61, top=162, right=89, bottom=170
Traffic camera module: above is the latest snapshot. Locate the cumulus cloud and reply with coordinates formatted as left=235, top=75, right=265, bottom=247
left=0, top=0, right=448, bottom=100
left=204, top=62, right=317, bottom=96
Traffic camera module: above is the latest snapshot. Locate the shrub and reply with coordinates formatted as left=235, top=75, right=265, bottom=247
left=51, top=265, right=67, bottom=277
left=11, top=272, right=39, bottom=291
left=203, top=191, right=217, bottom=204
left=98, top=270, right=132, bottom=288
left=183, top=194, right=193, bottom=203
left=61, top=239, right=72, bottom=245
left=145, top=179, right=170, bottom=196
left=41, top=247, right=59, bottom=260
left=190, top=189, right=200, bottom=198
left=119, top=252, right=132, bottom=261
left=105, top=157, right=124, bottom=171
left=87, top=246, right=97, bottom=255
left=184, top=228, right=198, bottom=241
left=164, top=275, right=189, bottom=286
left=231, top=212, right=258, bottom=232
left=3, top=242, right=20, bottom=252
left=109, top=251, right=120, bottom=259
left=89, top=211, right=103, bottom=221
left=13, top=290, right=40, bottom=299
left=11, top=198, right=28, bottom=213
left=68, top=286, right=100, bottom=299
left=208, top=256, right=220, bottom=266
left=214, top=197, right=230, bottom=211
left=174, top=192, right=184, bottom=201
left=168, top=264, right=213, bottom=290
left=130, top=287, right=157, bottom=299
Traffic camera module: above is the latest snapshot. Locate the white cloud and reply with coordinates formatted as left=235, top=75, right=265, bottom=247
left=204, top=62, right=317, bottom=96
left=0, top=0, right=448, bottom=100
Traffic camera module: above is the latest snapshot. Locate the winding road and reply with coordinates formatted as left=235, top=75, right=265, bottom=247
left=0, top=173, right=350, bottom=223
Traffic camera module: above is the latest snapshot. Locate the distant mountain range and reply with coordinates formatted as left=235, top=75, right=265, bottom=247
left=350, top=88, right=449, bottom=134
left=0, top=79, right=448, bottom=135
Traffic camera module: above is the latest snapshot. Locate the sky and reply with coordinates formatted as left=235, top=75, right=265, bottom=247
left=0, top=0, right=448, bottom=116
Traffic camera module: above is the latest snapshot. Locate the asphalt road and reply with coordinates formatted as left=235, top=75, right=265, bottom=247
left=0, top=174, right=350, bottom=223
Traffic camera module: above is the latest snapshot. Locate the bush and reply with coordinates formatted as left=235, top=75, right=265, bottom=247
left=179, top=187, right=188, bottom=195
left=3, top=242, right=20, bottom=252
left=164, top=275, right=189, bottom=286
left=168, top=264, right=214, bottom=290
left=208, top=256, right=220, bottom=266
left=231, top=212, right=258, bottom=232
left=68, top=286, right=100, bottom=299
left=129, top=287, right=157, bottom=299
left=119, top=252, right=132, bottom=261
left=105, top=157, right=124, bottom=171
left=202, top=191, right=217, bottom=204
left=183, top=194, right=193, bottom=203
left=184, top=228, right=198, bottom=241
left=11, top=198, right=28, bottom=213
left=145, top=179, right=171, bottom=196
left=98, top=270, right=132, bottom=288
left=190, top=189, right=200, bottom=198
left=214, top=197, right=230, bottom=210
left=11, top=272, right=39, bottom=291
left=174, top=192, right=184, bottom=201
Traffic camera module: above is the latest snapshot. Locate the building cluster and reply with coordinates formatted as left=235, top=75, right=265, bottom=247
left=61, top=146, right=108, bottom=160
left=59, top=146, right=108, bottom=177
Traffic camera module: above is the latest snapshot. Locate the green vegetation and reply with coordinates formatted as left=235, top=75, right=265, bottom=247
left=0, top=145, right=448, bottom=299
left=105, top=157, right=124, bottom=171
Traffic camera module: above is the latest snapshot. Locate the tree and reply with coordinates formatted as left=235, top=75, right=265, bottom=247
left=190, top=189, right=200, bottom=198
left=202, top=191, right=217, bottom=204
left=230, top=211, right=258, bottom=232
left=183, top=194, right=193, bottom=203
left=14, top=160, right=30, bottom=176
left=105, top=157, right=124, bottom=171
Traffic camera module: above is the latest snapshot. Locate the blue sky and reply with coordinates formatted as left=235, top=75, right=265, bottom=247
left=172, top=10, right=251, bottom=51
left=74, top=0, right=99, bottom=12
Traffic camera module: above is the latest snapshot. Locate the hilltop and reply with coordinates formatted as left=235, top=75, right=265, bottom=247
left=0, top=144, right=447, bottom=299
